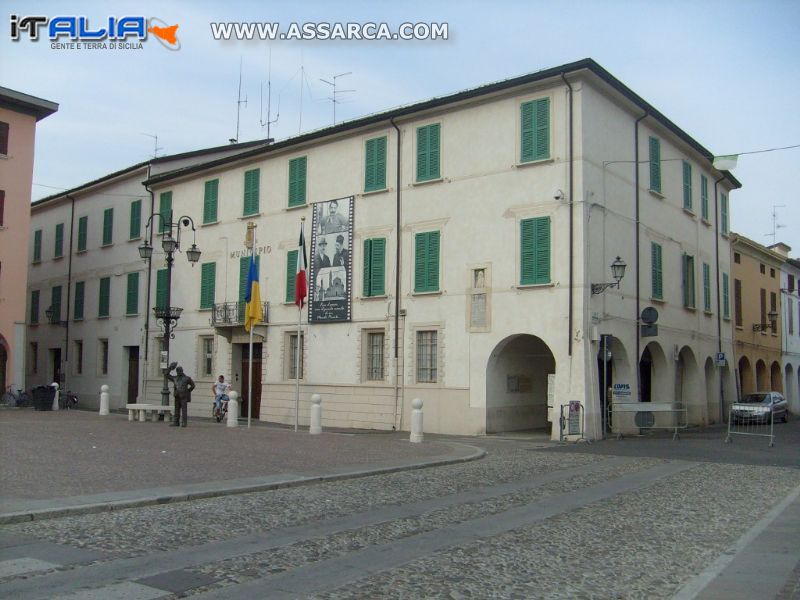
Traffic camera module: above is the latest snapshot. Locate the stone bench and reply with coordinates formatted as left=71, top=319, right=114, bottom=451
left=126, top=403, right=173, bottom=422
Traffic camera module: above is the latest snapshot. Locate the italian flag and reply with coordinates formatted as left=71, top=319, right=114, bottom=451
left=295, top=222, right=308, bottom=308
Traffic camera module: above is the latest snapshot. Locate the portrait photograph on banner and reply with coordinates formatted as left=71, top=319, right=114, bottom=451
left=309, top=196, right=354, bottom=322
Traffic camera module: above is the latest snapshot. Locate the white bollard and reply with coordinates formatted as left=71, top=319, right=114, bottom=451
left=227, top=391, right=239, bottom=428
left=309, top=393, right=322, bottom=435
left=410, top=397, right=424, bottom=443
left=99, top=385, right=110, bottom=416
left=51, top=382, right=60, bottom=411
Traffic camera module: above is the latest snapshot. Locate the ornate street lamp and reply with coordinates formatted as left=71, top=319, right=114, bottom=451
left=591, top=256, right=627, bottom=295
left=45, top=305, right=67, bottom=327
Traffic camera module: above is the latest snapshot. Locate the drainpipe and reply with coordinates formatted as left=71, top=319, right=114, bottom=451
left=714, top=175, right=726, bottom=419
left=63, top=194, right=76, bottom=391
left=560, top=73, right=574, bottom=357
left=390, top=117, right=403, bottom=430
left=634, top=110, right=648, bottom=400
left=143, top=167, right=155, bottom=364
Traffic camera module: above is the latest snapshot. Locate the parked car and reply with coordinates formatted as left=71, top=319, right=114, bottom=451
left=732, top=392, right=789, bottom=424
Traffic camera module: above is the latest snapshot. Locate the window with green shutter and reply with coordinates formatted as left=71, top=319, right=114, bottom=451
left=682, top=254, right=696, bottom=309
left=203, top=179, right=218, bottom=224
left=520, top=217, right=551, bottom=286
left=520, top=98, right=550, bottom=163
left=700, top=175, right=709, bottom=221
left=286, top=250, right=298, bottom=303
left=77, top=216, right=88, bottom=252
left=126, top=272, right=139, bottom=315
left=54, top=223, right=64, bottom=258
left=156, top=269, right=167, bottom=310
left=649, top=137, right=661, bottom=193
left=363, top=238, right=386, bottom=297
left=364, top=136, right=387, bottom=192
left=243, top=169, right=260, bottom=216
left=414, top=231, right=440, bottom=292
left=73, top=281, right=84, bottom=320
left=682, top=161, right=692, bottom=211
left=722, top=272, right=730, bottom=320
left=33, top=229, right=42, bottom=262
left=702, top=262, right=711, bottom=312
left=721, top=193, right=729, bottom=234
left=51, top=286, right=62, bottom=321
left=288, top=157, right=307, bottom=207
left=239, top=255, right=260, bottom=302
left=200, top=262, right=216, bottom=309
left=416, top=123, right=441, bottom=182
left=651, top=242, right=663, bottom=300
left=102, top=208, right=113, bottom=246
left=130, top=199, right=142, bottom=239
left=30, top=290, right=40, bottom=323
left=159, top=192, right=172, bottom=233
left=98, top=277, right=110, bottom=317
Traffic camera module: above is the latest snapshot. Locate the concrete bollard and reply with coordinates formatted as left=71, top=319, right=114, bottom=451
left=410, top=397, right=424, bottom=443
left=227, top=391, right=239, bottom=428
left=100, top=385, right=110, bottom=416
left=309, top=393, right=322, bottom=435
left=51, top=382, right=60, bottom=411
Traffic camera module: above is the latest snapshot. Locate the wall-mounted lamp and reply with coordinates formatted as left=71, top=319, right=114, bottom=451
left=752, top=309, right=778, bottom=332
left=45, top=306, right=67, bottom=327
left=591, top=257, right=627, bottom=295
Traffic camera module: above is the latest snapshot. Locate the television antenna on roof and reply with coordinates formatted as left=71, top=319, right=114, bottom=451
left=319, top=71, right=354, bottom=125
left=765, top=204, right=786, bottom=244
left=230, top=57, right=248, bottom=143
left=259, top=47, right=279, bottom=142
left=140, top=133, right=163, bottom=158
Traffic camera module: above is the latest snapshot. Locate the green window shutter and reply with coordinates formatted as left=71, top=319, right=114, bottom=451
left=288, top=157, right=307, bottom=207
left=416, top=124, right=440, bottom=182
left=243, top=169, right=260, bottom=216
left=203, top=179, right=219, bottom=224
left=156, top=269, right=168, bottom=310
left=200, top=262, right=216, bottom=309
left=363, top=238, right=386, bottom=297
left=73, top=281, right=84, bottom=320
left=649, top=137, right=661, bottom=193
left=364, top=136, right=387, bottom=192
left=521, top=98, right=550, bottom=163
left=30, top=290, right=40, bottom=323
left=721, top=193, right=729, bottom=234
left=98, top=277, right=110, bottom=317
left=129, top=199, right=142, bottom=239
left=33, top=229, right=42, bottom=262
left=700, top=175, right=709, bottom=220
left=126, top=272, right=139, bottom=315
left=102, top=208, right=113, bottom=246
left=723, top=273, right=730, bottom=319
left=682, top=254, right=695, bottom=308
left=682, top=161, right=692, bottom=210
left=239, top=255, right=261, bottom=302
left=54, top=223, right=64, bottom=258
left=51, top=286, right=62, bottom=320
left=414, top=231, right=440, bottom=292
left=520, top=217, right=551, bottom=285
left=159, top=192, right=172, bottom=233
left=651, top=242, right=663, bottom=299
left=703, top=262, right=711, bottom=312
left=77, top=217, right=88, bottom=252
left=286, top=250, right=298, bottom=303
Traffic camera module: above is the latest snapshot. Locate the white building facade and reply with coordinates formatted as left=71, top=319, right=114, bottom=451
left=772, top=247, right=800, bottom=413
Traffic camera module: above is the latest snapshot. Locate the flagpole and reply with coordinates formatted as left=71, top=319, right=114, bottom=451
left=295, top=217, right=305, bottom=432
left=247, top=223, right=256, bottom=430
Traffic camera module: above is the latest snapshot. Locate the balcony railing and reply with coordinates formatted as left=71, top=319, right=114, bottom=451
left=211, top=301, right=269, bottom=327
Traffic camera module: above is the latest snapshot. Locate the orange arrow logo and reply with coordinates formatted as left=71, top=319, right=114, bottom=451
left=148, top=23, right=178, bottom=45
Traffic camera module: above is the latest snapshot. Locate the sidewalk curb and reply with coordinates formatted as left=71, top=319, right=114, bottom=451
left=0, top=442, right=486, bottom=525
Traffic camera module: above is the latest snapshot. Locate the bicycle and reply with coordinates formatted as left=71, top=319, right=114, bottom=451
left=212, top=395, right=229, bottom=422
left=60, top=390, right=79, bottom=409
left=3, top=386, right=32, bottom=407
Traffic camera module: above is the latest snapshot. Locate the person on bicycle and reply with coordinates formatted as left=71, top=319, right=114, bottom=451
left=212, top=375, right=231, bottom=413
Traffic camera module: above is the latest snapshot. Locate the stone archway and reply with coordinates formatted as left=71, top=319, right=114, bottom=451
left=770, top=361, right=782, bottom=393
left=756, top=360, right=768, bottom=391
left=639, top=342, right=669, bottom=403
left=705, top=357, right=717, bottom=424
left=677, top=346, right=702, bottom=424
left=486, top=334, right=556, bottom=433
left=739, top=356, right=754, bottom=396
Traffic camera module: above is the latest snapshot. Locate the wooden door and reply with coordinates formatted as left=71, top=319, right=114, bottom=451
left=127, top=347, right=139, bottom=403
left=240, top=343, right=262, bottom=419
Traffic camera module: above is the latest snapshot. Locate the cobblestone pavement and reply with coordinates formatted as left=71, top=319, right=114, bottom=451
left=1, top=424, right=799, bottom=598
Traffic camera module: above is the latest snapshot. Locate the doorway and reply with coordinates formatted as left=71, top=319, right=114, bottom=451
left=50, top=348, right=62, bottom=385
left=239, top=343, right=262, bottom=419
left=127, top=346, right=140, bottom=403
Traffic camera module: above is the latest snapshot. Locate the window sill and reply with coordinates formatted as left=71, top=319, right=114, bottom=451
left=648, top=189, right=665, bottom=199
left=73, top=317, right=83, bottom=322
left=285, top=203, right=307, bottom=211
left=701, top=218, right=711, bottom=227
left=125, top=313, right=139, bottom=318
left=198, top=308, right=212, bottom=312
left=723, top=316, right=731, bottom=322
left=30, top=322, right=39, bottom=326
left=721, top=232, right=729, bottom=239
left=412, top=177, right=443, bottom=187
left=683, top=306, right=697, bottom=312
left=98, top=316, right=110, bottom=320
left=360, top=294, right=388, bottom=301
left=240, top=213, right=261, bottom=220
left=517, top=282, right=553, bottom=290
left=101, top=243, right=113, bottom=249
left=516, top=156, right=554, bottom=169
left=735, top=325, right=743, bottom=330
left=650, top=296, right=665, bottom=304
left=32, top=260, right=41, bottom=265
left=683, top=208, right=695, bottom=218
left=704, top=310, right=713, bottom=316
left=128, top=236, right=142, bottom=242
left=362, top=187, right=390, bottom=196
left=54, top=255, right=64, bottom=261
left=200, top=221, right=218, bottom=227
left=412, top=290, right=442, bottom=296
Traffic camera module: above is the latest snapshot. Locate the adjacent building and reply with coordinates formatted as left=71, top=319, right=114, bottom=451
left=769, top=243, right=800, bottom=413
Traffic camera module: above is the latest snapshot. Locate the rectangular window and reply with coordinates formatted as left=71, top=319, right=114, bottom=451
left=721, top=193, right=729, bottom=234
left=416, top=330, right=438, bottom=383
left=770, top=268, right=775, bottom=279
left=682, top=254, right=696, bottom=309
left=520, top=97, right=550, bottom=163
left=239, top=255, right=260, bottom=302
left=54, top=223, right=64, bottom=258
left=289, top=333, right=304, bottom=380
left=30, top=342, right=38, bottom=374
left=102, top=208, right=113, bottom=246
left=363, top=238, right=386, bottom=297
left=30, top=289, right=40, bottom=324
left=77, top=216, right=88, bottom=251
left=789, top=274, right=796, bottom=292
left=734, top=252, right=740, bottom=264
left=700, top=175, right=709, bottom=220
left=203, top=179, right=219, bottom=224
left=286, top=250, right=298, bottom=303
left=99, top=339, right=109, bottom=375
left=156, top=269, right=167, bottom=310
left=243, top=169, right=260, bottom=216
left=201, top=336, right=214, bottom=377
left=33, top=229, right=42, bottom=262
left=414, top=231, right=441, bottom=292
left=771, top=292, right=777, bottom=332
left=75, top=340, right=83, bottom=375
left=74, top=281, right=85, bottom=320
left=682, top=161, right=692, bottom=211
left=51, top=285, right=62, bottom=322
left=760, top=264, right=766, bottom=275
left=288, top=156, right=307, bottom=207
left=520, top=217, right=551, bottom=286
left=0, top=189, right=5, bottom=226
left=651, top=242, right=663, bottom=300
left=649, top=137, right=661, bottom=193
left=760, top=288, right=767, bottom=330
left=734, top=279, right=743, bottom=326
left=200, top=262, right=216, bottom=310
left=364, top=136, right=387, bottom=192
left=0, top=121, right=8, bottom=155
left=365, top=331, right=385, bottom=381
left=129, top=199, right=141, bottom=239
left=98, top=277, right=110, bottom=317
left=789, top=298, right=794, bottom=335
left=159, top=192, right=172, bottom=233
left=723, top=273, right=730, bottom=320
left=416, top=123, right=441, bottom=182
left=702, top=262, right=711, bottom=312
left=126, top=272, right=139, bottom=315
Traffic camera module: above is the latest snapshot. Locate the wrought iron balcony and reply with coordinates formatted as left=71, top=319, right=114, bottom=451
left=211, top=301, right=269, bottom=327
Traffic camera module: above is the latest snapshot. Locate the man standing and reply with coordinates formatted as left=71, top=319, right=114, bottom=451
left=314, top=237, right=331, bottom=272
left=333, top=234, right=349, bottom=270
left=320, top=199, right=348, bottom=234
left=166, top=362, right=196, bottom=427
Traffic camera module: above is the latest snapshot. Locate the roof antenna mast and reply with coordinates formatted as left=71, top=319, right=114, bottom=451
left=260, top=47, right=279, bottom=142
left=140, top=133, right=163, bottom=158
left=319, top=71, right=354, bottom=125
left=231, top=57, right=248, bottom=143
left=765, top=204, right=786, bottom=244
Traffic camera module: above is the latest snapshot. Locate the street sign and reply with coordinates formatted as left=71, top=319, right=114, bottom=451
left=641, top=306, right=659, bottom=324
left=641, top=324, right=658, bottom=337
left=715, top=352, right=727, bottom=366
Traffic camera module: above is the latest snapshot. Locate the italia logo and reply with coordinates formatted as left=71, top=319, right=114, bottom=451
left=10, top=15, right=181, bottom=50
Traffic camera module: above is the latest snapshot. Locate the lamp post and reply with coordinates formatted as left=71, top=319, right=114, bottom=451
left=139, top=211, right=201, bottom=413
left=752, top=309, right=779, bottom=333
left=591, top=256, right=627, bottom=295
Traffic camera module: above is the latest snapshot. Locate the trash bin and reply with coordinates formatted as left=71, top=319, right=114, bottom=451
left=32, top=385, right=54, bottom=411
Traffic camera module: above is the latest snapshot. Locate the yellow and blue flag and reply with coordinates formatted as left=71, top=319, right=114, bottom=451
left=244, top=254, right=263, bottom=332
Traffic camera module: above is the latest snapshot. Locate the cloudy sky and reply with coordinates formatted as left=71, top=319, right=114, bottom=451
left=2, top=0, right=799, bottom=251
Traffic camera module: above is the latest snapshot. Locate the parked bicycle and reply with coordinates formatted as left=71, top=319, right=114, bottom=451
left=2, top=386, right=32, bottom=407
left=60, top=390, right=79, bottom=409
